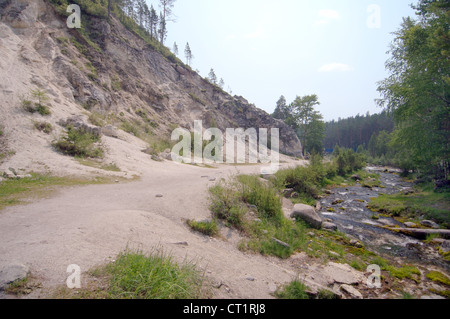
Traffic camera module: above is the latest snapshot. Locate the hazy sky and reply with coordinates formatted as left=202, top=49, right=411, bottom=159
left=146, top=0, right=417, bottom=122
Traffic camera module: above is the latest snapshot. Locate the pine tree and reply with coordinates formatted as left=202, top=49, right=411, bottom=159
left=219, top=78, right=225, bottom=89
left=149, top=5, right=158, bottom=40
left=173, top=42, right=179, bottom=56
left=208, top=68, right=217, bottom=85
left=184, top=42, right=193, bottom=66
left=158, top=0, right=176, bottom=45
left=158, top=12, right=167, bottom=44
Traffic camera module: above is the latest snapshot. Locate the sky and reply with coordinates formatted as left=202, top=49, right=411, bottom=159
left=146, top=0, right=418, bottom=122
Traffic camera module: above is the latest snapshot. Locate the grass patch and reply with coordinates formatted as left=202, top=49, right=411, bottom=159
left=75, top=158, right=120, bottom=172
left=0, top=173, right=117, bottom=211
left=370, top=256, right=421, bottom=282
left=367, top=184, right=450, bottom=227
left=187, top=219, right=219, bottom=237
left=209, top=175, right=307, bottom=259
left=275, top=280, right=310, bottom=299
left=426, top=271, right=450, bottom=286
left=55, top=249, right=210, bottom=299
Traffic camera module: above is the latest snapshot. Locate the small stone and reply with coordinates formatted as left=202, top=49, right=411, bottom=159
left=421, top=220, right=440, bottom=229
left=322, top=222, right=338, bottom=231
left=350, top=239, right=364, bottom=248
left=245, top=276, right=255, bottom=282
left=404, top=222, right=418, bottom=228
left=174, top=241, right=189, bottom=246
left=329, top=251, right=340, bottom=258
left=155, top=194, right=163, bottom=198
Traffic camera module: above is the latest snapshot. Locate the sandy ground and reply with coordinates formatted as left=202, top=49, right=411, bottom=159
left=0, top=154, right=318, bottom=299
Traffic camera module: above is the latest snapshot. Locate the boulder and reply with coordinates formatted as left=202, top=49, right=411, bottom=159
left=0, top=264, right=29, bottom=290
left=59, top=116, right=101, bottom=138
left=291, top=204, right=323, bottom=229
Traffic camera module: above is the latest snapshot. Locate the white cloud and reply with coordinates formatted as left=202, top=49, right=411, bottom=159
left=314, top=9, right=340, bottom=26
left=318, top=63, right=353, bottom=72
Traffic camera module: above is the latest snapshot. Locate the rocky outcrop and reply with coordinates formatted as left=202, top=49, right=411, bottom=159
left=3, top=0, right=302, bottom=157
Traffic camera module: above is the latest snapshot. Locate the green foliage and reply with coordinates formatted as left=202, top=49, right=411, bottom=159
left=324, top=111, right=394, bottom=151
left=33, top=121, right=53, bottom=134
left=426, top=271, right=450, bottom=286
left=271, top=95, right=325, bottom=156
left=21, top=89, right=51, bottom=116
left=237, top=175, right=283, bottom=220
left=209, top=182, right=247, bottom=231
left=53, top=125, right=103, bottom=158
left=102, top=249, right=208, bottom=299
left=377, top=0, right=450, bottom=177
left=368, top=185, right=450, bottom=227
left=187, top=219, right=219, bottom=237
left=275, top=280, right=310, bottom=299
left=370, top=256, right=420, bottom=282
left=208, top=176, right=308, bottom=259
left=333, top=147, right=365, bottom=176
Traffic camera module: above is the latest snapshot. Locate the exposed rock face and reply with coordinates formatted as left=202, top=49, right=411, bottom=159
left=0, top=0, right=302, bottom=176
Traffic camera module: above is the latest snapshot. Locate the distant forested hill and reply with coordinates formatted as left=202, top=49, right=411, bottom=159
left=324, top=111, right=394, bottom=151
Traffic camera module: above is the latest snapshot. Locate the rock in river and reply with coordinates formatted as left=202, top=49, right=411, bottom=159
left=290, top=204, right=323, bottom=229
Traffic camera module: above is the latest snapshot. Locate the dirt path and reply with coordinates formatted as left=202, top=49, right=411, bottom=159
left=0, top=158, right=314, bottom=299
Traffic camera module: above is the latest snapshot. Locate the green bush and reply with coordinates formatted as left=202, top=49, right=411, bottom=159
left=33, top=121, right=53, bottom=134
left=333, top=147, right=365, bottom=175
left=237, top=175, right=283, bottom=220
left=53, top=125, right=103, bottom=158
left=209, top=183, right=247, bottom=231
left=104, top=249, right=208, bottom=299
left=21, top=89, right=51, bottom=116
left=275, top=280, right=310, bottom=299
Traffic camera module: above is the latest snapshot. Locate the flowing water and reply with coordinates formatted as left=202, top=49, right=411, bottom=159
left=318, top=167, right=449, bottom=271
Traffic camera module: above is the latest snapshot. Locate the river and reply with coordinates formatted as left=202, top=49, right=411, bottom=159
left=318, top=167, right=449, bottom=271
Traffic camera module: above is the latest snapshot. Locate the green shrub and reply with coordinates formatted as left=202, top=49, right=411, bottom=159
left=275, top=280, right=310, bottom=299
left=53, top=125, right=103, bottom=158
left=209, top=183, right=247, bottom=231
left=33, top=121, right=53, bottom=134
left=21, top=89, right=51, bottom=116
left=238, top=175, right=283, bottom=220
